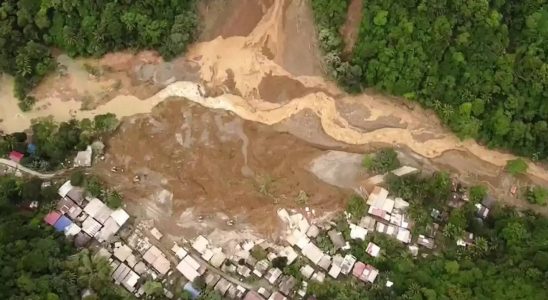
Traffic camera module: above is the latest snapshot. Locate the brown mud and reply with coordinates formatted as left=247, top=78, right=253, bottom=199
left=1, top=0, right=547, bottom=236
left=95, top=101, right=349, bottom=237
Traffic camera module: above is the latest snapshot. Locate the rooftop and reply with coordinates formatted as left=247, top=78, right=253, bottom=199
left=53, top=216, right=72, bottom=232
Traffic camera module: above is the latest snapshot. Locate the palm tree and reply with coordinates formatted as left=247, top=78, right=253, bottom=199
left=66, top=249, right=112, bottom=292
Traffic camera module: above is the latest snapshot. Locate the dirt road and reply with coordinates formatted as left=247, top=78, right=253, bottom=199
left=0, top=158, right=57, bottom=179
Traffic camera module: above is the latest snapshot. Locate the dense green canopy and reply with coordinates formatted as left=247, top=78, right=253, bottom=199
left=312, top=0, right=548, bottom=160
left=0, top=175, right=130, bottom=300
left=0, top=0, right=198, bottom=108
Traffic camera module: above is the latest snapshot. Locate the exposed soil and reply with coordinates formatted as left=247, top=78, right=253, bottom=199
left=258, top=73, right=327, bottom=104
left=95, top=101, right=350, bottom=238
left=277, top=0, right=324, bottom=76
left=341, top=0, right=363, bottom=54
left=198, top=0, right=273, bottom=41
left=1, top=0, right=548, bottom=239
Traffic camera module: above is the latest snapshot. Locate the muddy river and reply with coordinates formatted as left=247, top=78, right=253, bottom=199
left=1, top=0, right=547, bottom=236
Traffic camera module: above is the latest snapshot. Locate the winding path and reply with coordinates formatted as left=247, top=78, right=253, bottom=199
left=0, top=158, right=58, bottom=179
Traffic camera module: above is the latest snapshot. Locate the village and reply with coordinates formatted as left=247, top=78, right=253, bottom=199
left=34, top=154, right=498, bottom=300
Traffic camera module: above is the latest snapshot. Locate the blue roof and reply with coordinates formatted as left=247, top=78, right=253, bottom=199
left=53, top=215, right=72, bottom=232
left=27, top=143, right=37, bottom=154
left=183, top=282, right=201, bottom=299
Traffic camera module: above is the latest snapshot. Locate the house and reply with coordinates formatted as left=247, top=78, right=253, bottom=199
left=340, top=254, right=357, bottom=275
left=58, top=181, right=74, bottom=198
left=352, top=261, right=366, bottom=278
left=210, top=251, right=227, bottom=268
left=396, top=228, right=411, bottom=243
left=9, top=151, right=24, bottom=163
left=66, top=187, right=85, bottom=206
left=391, top=166, right=418, bottom=177
left=114, top=244, right=133, bottom=262
left=265, top=268, right=282, bottom=284
left=204, top=272, right=221, bottom=287
left=44, top=211, right=62, bottom=226
left=84, top=198, right=107, bottom=221
left=143, top=246, right=171, bottom=275
left=278, top=275, right=297, bottom=296
left=176, top=256, right=201, bottom=281
left=361, top=264, right=379, bottom=283
left=96, top=217, right=121, bottom=242
left=366, top=242, right=381, bottom=257
left=254, top=259, right=270, bottom=277
left=243, top=291, right=265, bottom=300
left=296, top=235, right=311, bottom=250
left=258, top=287, right=271, bottom=299
left=306, top=225, right=320, bottom=238
left=417, top=235, right=435, bottom=249
left=301, top=242, right=324, bottom=265
left=279, top=246, right=298, bottom=265
left=111, top=262, right=139, bottom=292
left=57, top=198, right=83, bottom=219
left=300, top=264, right=315, bottom=279
left=214, top=278, right=232, bottom=296
left=64, top=223, right=81, bottom=236
left=375, top=222, right=389, bottom=234
left=150, top=227, right=163, bottom=240
left=457, top=232, right=475, bottom=247
left=476, top=203, right=489, bottom=219
left=368, top=206, right=390, bottom=221
left=110, top=208, right=130, bottom=226
left=192, top=235, right=209, bottom=254
left=317, top=255, right=331, bottom=271
left=74, top=146, right=93, bottom=167
left=82, top=217, right=102, bottom=237
left=183, top=282, right=201, bottom=300
left=53, top=215, right=73, bottom=232
left=328, top=264, right=341, bottom=279
left=74, top=232, right=92, bottom=248
left=367, top=186, right=389, bottom=206
left=327, top=230, right=345, bottom=250
left=349, top=224, right=368, bottom=240
left=269, top=292, right=288, bottom=300
left=311, top=271, right=325, bottom=283
left=298, top=281, right=308, bottom=297
left=394, top=197, right=410, bottom=210
left=408, top=245, right=419, bottom=257
left=94, top=205, right=113, bottom=224
left=171, top=244, right=188, bottom=260
left=237, top=265, right=252, bottom=277
left=122, top=271, right=139, bottom=292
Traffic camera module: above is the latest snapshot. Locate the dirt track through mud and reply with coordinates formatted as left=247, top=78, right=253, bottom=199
left=1, top=0, right=548, bottom=231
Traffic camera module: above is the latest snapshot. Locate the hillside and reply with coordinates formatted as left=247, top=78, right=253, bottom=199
left=311, top=0, right=548, bottom=160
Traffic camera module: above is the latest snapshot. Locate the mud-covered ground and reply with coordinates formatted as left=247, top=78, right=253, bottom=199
left=1, top=0, right=547, bottom=240
left=95, top=101, right=351, bottom=238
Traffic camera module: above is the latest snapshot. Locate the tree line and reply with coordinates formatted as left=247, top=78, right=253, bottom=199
left=0, top=113, right=118, bottom=171
left=311, top=0, right=548, bottom=161
left=0, top=0, right=198, bottom=110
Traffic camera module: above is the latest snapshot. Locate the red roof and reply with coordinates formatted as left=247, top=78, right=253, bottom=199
left=352, top=261, right=366, bottom=277
left=44, top=211, right=62, bottom=226
left=9, top=151, right=24, bottom=162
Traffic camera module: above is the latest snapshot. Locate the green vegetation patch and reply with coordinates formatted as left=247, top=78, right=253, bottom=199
left=0, top=0, right=198, bottom=108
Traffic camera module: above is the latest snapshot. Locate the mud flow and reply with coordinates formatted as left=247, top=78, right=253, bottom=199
left=1, top=0, right=547, bottom=237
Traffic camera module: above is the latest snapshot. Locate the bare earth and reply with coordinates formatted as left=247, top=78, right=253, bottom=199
left=1, top=0, right=548, bottom=236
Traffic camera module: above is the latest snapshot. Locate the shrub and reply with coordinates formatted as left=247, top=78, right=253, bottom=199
left=362, top=148, right=400, bottom=174
left=505, top=158, right=528, bottom=176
